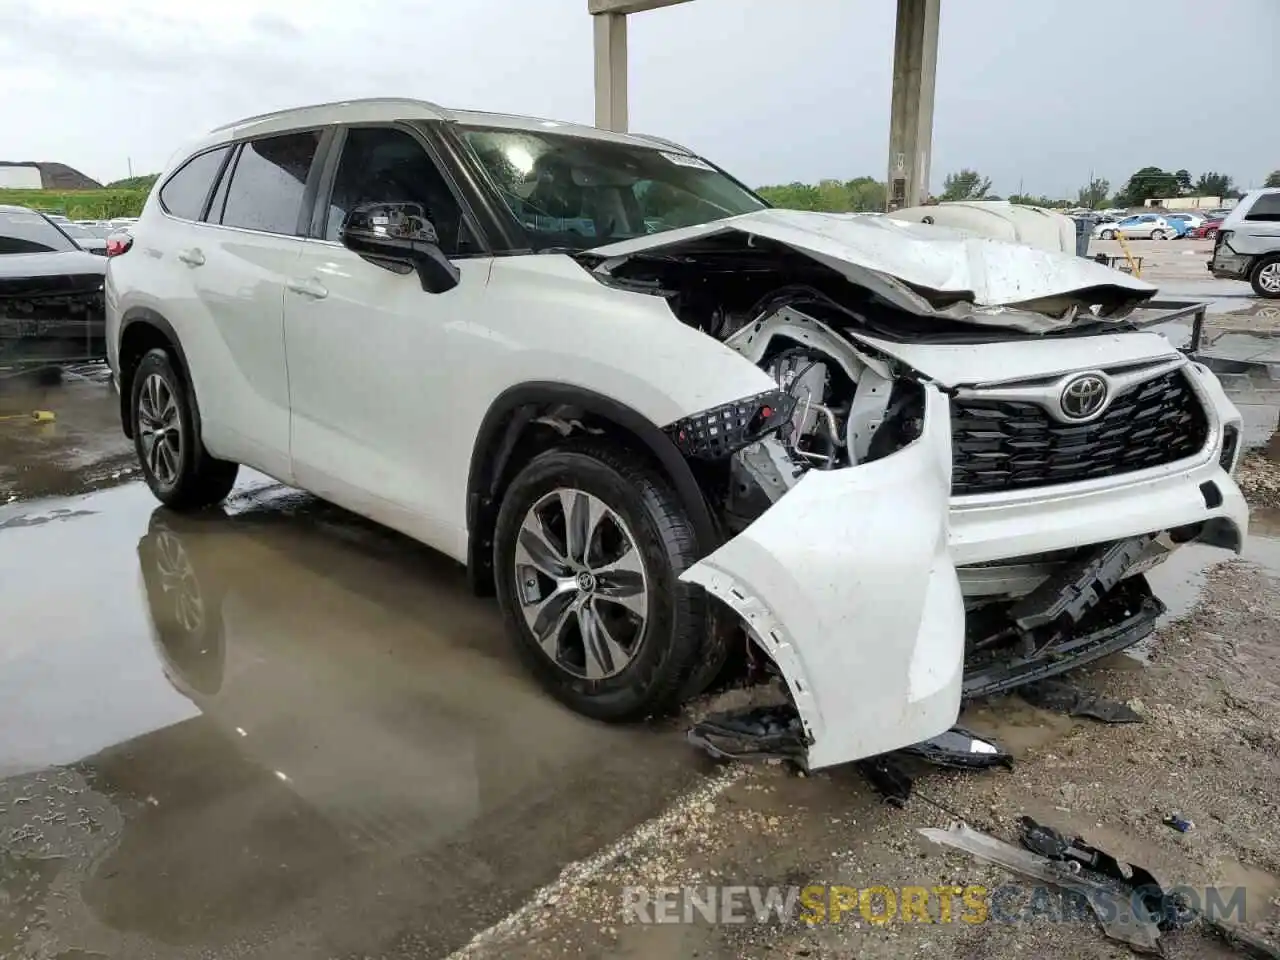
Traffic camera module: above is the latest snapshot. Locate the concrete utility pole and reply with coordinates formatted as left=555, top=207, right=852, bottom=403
left=588, top=0, right=695, bottom=132
left=886, top=0, right=940, bottom=210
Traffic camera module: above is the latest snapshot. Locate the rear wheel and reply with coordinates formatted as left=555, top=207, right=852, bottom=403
left=1151, top=229, right=1166, bottom=240
left=131, top=348, right=239, bottom=509
left=493, top=441, right=706, bottom=721
left=1100, top=229, right=1115, bottom=240
left=1250, top=256, right=1280, bottom=299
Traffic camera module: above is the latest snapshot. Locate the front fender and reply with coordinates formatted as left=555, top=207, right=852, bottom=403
left=681, top=385, right=963, bottom=770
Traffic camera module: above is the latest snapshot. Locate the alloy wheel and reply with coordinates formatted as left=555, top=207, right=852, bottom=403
left=1258, top=262, right=1280, bottom=294
left=513, top=487, right=649, bottom=680
left=138, top=373, right=182, bottom=487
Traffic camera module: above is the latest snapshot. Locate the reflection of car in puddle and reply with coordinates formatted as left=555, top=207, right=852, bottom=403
left=134, top=505, right=658, bottom=857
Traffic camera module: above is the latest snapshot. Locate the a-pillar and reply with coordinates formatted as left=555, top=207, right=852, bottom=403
left=886, top=0, right=940, bottom=210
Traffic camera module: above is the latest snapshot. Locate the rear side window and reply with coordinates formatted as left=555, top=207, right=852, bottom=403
left=1244, top=194, right=1280, bottom=222
left=159, top=147, right=230, bottom=221
left=219, top=131, right=322, bottom=236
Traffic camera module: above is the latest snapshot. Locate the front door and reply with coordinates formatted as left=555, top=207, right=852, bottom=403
left=283, top=125, right=490, bottom=557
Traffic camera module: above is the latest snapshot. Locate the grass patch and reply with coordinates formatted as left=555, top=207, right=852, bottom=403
left=0, top=188, right=149, bottom=220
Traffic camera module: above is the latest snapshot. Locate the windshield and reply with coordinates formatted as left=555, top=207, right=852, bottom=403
left=0, top=209, right=78, bottom=254
left=458, top=125, right=766, bottom=250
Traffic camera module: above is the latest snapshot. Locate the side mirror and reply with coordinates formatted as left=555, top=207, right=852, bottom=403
left=339, top=202, right=461, bottom=294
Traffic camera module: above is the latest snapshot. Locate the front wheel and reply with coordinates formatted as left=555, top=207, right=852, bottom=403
left=493, top=441, right=706, bottom=721
left=1250, top=256, right=1280, bottom=299
left=1100, top=229, right=1115, bottom=240
left=131, top=348, right=239, bottom=510
left=1151, top=229, right=1166, bottom=240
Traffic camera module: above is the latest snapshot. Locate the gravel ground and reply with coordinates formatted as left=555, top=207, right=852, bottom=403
left=1237, top=452, right=1280, bottom=510
left=453, top=477, right=1280, bottom=960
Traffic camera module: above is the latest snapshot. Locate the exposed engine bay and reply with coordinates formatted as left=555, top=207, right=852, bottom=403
left=578, top=225, right=1235, bottom=712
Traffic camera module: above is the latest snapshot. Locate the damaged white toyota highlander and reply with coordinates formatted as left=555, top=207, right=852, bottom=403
left=105, top=99, right=1248, bottom=772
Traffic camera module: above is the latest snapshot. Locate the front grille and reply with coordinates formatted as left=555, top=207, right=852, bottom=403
left=951, top=370, right=1210, bottom=495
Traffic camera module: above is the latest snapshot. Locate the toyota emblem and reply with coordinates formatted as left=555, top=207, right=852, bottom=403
left=1060, top=374, right=1108, bottom=420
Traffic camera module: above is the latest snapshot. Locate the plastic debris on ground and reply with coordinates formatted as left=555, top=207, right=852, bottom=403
left=922, top=815, right=1280, bottom=959
left=1162, top=812, right=1195, bottom=833
left=897, top=726, right=1012, bottom=769
left=920, top=819, right=1167, bottom=953
left=685, top=705, right=807, bottom=763
left=1019, top=678, right=1144, bottom=723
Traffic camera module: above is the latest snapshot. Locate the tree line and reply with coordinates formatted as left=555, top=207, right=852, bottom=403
left=759, top=167, right=1280, bottom=214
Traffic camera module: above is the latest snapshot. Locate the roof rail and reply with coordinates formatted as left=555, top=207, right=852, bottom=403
left=207, top=97, right=449, bottom=134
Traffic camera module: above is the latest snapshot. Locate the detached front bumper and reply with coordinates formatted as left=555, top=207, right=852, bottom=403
left=682, top=386, right=965, bottom=771
left=678, top=363, right=1246, bottom=773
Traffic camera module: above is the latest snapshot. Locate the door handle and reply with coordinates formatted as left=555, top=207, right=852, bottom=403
left=286, top=277, right=329, bottom=300
left=176, top=248, right=205, bottom=267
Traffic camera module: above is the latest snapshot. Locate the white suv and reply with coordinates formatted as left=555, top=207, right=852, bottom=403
left=106, top=99, right=1248, bottom=771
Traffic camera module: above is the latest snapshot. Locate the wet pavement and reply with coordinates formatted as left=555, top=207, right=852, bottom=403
left=4, top=364, right=1280, bottom=959
left=0, top=365, right=135, bottom=503
left=0, top=475, right=706, bottom=959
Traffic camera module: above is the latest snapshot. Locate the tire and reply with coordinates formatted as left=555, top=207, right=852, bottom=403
left=1100, top=229, right=1115, bottom=240
left=493, top=439, right=706, bottom=721
left=1250, top=256, right=1280, bottom=299
left=131, top=348, right=238, bottom=510
left=1151, top=229, right=1166, bottom=240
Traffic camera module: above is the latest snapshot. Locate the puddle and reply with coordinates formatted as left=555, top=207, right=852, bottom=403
left=1200, top=331, right=1280, bottom=363
left=1234, top=302, right=1280, bottom=322
left=1215, top=859, right=1280, bottom=921
left=959, top=694, right=1078, bottom=758
left=1151, top=506, right=1280, bottom=619
left=1119, top=506, right=1280, bottom=665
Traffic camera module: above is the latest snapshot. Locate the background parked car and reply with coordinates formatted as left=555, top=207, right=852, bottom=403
left=57, top=221, right=109, bottom=255
left=1092, top=214, right=1174, bottom=240
left=1210, top=188, right=1280, bottom=298
left=0, top=204, right=107, bottom=366
left=1192, top=217, right=1224, bottom=239
left=1168, top=212, right=1209, bottom=230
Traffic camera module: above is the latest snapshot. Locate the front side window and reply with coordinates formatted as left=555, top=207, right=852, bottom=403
left=159, top=146, right=230, bottom=221
left=458, top=125, right=766, bottom=250
left=324, top=127, right=474, bottom=255
left=0, top=210, right=77, bottom=255
left=1244, top=194, right=1280, bottom=222
left=219, top=131, right=321, bottom=236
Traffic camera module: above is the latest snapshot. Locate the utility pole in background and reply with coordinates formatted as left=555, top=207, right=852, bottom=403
left=127, top=157, right=133, bottom=178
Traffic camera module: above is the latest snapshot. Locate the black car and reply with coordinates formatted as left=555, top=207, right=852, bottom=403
left=0, top=205, right=107, bottom=367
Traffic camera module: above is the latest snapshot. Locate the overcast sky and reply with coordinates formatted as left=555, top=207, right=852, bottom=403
left=1, top=0, right=1276, bottom=196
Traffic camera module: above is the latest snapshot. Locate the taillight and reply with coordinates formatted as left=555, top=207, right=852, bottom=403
left=106, top=235, right=133, bottom=257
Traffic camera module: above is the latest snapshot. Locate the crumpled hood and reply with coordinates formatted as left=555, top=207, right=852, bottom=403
left=589, top=209, right=1158, bottom=332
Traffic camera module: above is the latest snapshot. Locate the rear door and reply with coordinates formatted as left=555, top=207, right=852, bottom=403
left=283, top=124, right=492, bottom=554
left=184, top=130, right=327, bottom=479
